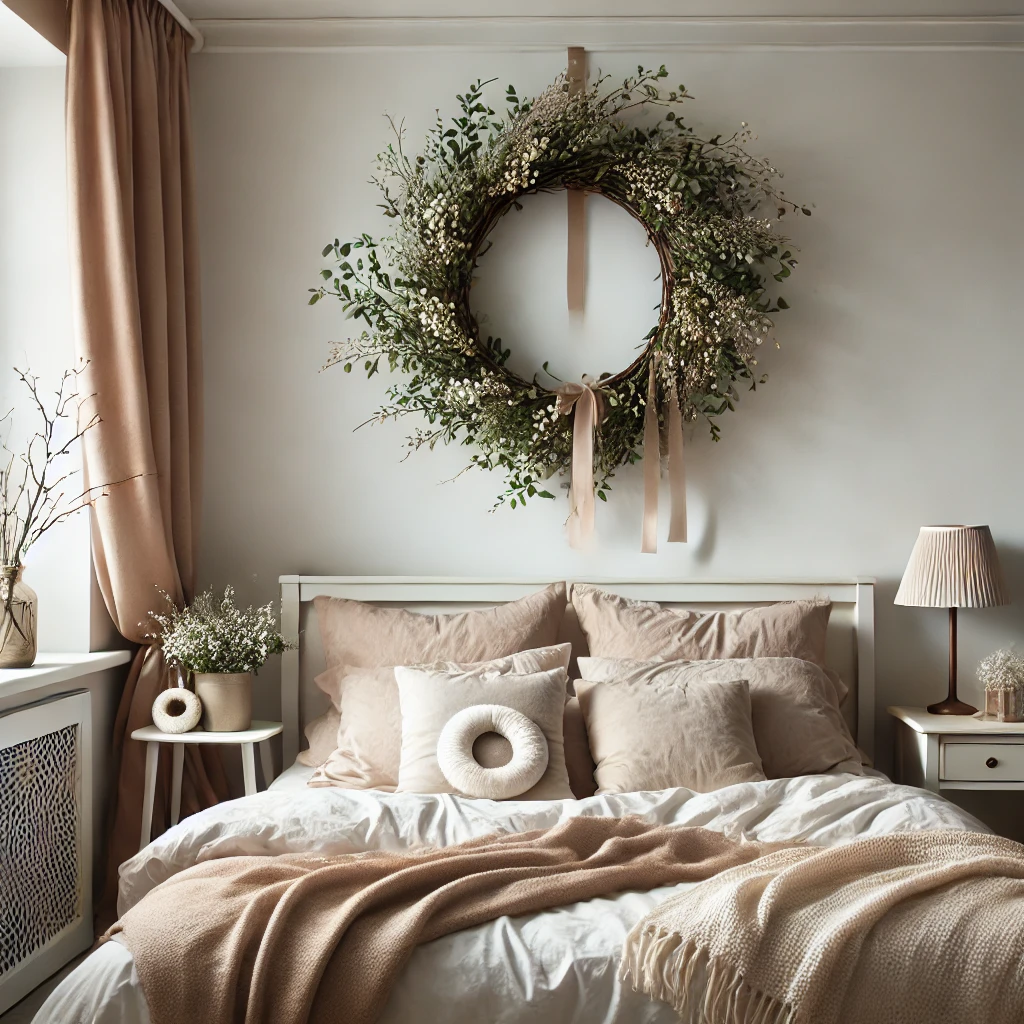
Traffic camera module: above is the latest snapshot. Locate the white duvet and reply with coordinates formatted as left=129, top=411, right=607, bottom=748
left=37, top=767, right=985, bottom=1024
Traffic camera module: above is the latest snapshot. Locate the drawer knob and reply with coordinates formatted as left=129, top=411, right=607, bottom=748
left=986, top=756, right=999, bottom=769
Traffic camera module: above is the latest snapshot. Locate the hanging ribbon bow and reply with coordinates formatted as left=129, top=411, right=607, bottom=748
left=555, top=378, right=605, bottom=549
left=640, top=359, right=687, bottom=553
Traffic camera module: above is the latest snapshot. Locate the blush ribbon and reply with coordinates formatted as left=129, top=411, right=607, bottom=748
left=640, top=359, right=687, bottom=553
left=555, top=379, right=605, bottom=549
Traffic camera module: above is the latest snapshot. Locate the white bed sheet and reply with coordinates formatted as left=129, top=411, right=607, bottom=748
left=267, top=758, right=318, bottom=793
left=37, top=772, right=987, bottom=1024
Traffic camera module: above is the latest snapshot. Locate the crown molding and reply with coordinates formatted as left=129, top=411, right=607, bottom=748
left=194, top=16, right=1024, bottom=53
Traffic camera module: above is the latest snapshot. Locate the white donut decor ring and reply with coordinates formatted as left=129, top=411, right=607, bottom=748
left=152, top=686, right=203, bottom=734
left=437, top=704, right=549, bottom=800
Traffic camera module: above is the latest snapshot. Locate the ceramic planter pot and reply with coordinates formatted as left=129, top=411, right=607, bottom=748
left=0, top=565, right=38, bottom=669
left=193, top=672, right=253, bottom=732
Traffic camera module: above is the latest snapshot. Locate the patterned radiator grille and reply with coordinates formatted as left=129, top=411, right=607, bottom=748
left=0, top=725, right=82, bottom=978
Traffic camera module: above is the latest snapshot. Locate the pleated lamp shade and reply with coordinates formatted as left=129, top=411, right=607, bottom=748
left=895, top=525, right=1009, bottom=609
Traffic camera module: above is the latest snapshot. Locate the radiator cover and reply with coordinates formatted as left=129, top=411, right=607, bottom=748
left=0, top=691, right=92, bottom=1014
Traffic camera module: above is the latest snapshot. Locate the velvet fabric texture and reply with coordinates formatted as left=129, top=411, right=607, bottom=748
left=309, top=644, right=571, bottom=792
left=574, top=669, right=765, bottom=794
left=571, top=585, right=833, bottom=669
left=578, top=656, right=863, bottom=780
left=66, top=0, right=227, bottom=926
left=395, top=665, right=574, bottom=800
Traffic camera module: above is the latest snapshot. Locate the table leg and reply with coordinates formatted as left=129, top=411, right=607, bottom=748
left=140, top=741, right=159, bottom=852
left=241, top=742, right=257, bottom=796
left=258, top=740, right=274, bottom=790
left=170, top=744, right=184, bottom=826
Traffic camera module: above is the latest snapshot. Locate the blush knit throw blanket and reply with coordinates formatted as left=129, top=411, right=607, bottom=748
left=102, top=816, right=783, bottom=1024
left=621, top=829, right=1024, bottom=1024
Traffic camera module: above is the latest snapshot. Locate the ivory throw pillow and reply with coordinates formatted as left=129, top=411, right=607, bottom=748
left=310, top=644, right=572, bottom=790
left=314, top=582, right=566, bottom=669
left=570, top=584, right=833, bottom=669
left=395, top=665, right=574, bottom=800
left=578, top=656, right=864, bottom=780
left=574, top=671, right=765, bottom=794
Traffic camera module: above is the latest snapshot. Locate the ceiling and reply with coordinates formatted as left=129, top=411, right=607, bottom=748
left=179, top=0, right=1024, bottom=16
left=1, top=0, right=1020, bottom=68
left=0, top=2, right=63, bottom=67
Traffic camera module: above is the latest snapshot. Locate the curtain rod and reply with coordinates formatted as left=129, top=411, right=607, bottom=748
left=155, top=0, right=204, bottom=53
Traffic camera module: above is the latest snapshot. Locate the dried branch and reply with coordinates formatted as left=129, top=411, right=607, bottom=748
left=0, top=363, right=143, bottom=568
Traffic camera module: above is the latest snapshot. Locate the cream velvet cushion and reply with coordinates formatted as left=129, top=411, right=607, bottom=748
left=574, top=669, right=764, bottom=794
left=571, top=584, right=834, bottom=672
left=395, top=665, right=573, bottom=800
left=310, top=644, right=571, bottom=790
left=578, top=656, right=863, bottom=780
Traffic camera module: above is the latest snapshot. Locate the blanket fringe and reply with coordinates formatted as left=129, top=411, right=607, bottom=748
left=620, top=926, right=795, bottom=1024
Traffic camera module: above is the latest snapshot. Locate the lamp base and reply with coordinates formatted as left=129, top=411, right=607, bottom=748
left=927, top=697, right=978, bottom=716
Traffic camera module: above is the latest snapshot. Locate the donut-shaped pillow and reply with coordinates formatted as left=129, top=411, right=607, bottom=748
left=437, top=704, right=549, bottom=800
left=152, top=687, right=202, bottom=734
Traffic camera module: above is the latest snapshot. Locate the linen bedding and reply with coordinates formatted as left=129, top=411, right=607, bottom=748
left=37, top=767, right=985, bottom=1024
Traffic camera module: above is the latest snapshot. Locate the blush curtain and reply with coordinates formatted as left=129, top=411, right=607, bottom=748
left=65, top=0, right=227, bottom=927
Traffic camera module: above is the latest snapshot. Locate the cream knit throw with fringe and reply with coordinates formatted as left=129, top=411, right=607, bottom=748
left=621, top=829, right=1024, bottom=1024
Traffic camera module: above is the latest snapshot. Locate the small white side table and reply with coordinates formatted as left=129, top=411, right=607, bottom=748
left=888, top=706, right=1024, bottom=795
left=130, top=720, right=283, bottom=851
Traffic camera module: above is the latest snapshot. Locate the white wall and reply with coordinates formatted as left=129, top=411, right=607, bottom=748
left=0, top=66, right=93, bottom=653
left=191, top=46, right=1024, bottom=830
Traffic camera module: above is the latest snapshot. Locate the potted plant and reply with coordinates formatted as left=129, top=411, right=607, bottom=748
left=0, top=367, right=127, bottom=668
left=150, top=585, right=294, bottom=731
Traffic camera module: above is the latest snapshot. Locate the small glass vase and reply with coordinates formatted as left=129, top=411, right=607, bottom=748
left=984, top=686, right=1024, bottom=723
left=0, top=565, right=38, bottom=669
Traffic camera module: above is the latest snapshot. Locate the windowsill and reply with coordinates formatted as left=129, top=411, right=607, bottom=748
left=0, top=650, right=133, bottom=700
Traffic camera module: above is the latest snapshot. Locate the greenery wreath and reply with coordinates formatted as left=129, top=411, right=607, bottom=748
left=311, top=65, right=806, bottom=539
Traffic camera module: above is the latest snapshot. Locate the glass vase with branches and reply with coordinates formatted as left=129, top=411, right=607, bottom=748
left=0, top=365, right=138, bottom=667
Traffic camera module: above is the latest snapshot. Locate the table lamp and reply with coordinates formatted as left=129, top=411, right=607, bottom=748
left=895, top=525, right=1009, bottom=715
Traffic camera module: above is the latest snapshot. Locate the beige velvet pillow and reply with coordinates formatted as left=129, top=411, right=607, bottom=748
left=395, top=665, right=573, bottom=800
left=578, top=656, right=863, bottom=780
left=314, top=582, right=566, bottom=669
left=574, top=670, right=764, bottom=794
left=310, top=644, right=572, bottom=791
left=571, top=585, right=832, bottom=668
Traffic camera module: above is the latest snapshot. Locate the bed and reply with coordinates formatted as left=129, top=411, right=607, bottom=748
left=35, top=577, right=991, bottom=1024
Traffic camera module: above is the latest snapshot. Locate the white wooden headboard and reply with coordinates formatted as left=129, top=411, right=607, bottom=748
left=279, top=577, right=876, bottom=768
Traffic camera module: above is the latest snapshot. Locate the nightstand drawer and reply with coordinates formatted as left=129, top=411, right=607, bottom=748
left=942, top=739, right=1024, bottom=782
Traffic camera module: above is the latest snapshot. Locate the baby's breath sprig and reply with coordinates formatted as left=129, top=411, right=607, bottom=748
left=148, top=585, right=296, bottom=676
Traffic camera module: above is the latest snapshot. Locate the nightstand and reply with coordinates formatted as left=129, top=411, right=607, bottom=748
left=888, top=706, right=1024, bottom=795
left=130, top=720, right=283, bottom=851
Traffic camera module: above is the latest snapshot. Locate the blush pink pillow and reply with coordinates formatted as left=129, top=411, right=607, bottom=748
left=570, top=585, right=832, bottom=668
left=309, top=644, right=571, bottom=791
left=298, top=583, right=567, bottom=771
left=314, top=582, right=566, bottom=669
